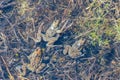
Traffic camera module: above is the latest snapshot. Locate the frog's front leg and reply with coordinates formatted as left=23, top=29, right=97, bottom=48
left=42, top=33, right=60, bottom=47
left=41, top=33, right=48, bottom=42
left=46, top=34, right=60, bottom=47
left=36, top=63, right=46, bottom=73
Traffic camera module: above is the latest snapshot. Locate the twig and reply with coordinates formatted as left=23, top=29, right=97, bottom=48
left=0, top=13, right=15, bottom=30
left=1, top=56, right=14, bottom=80
left=75, top=29, right=94, bottom=39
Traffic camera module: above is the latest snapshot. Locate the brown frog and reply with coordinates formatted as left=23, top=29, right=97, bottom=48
left=63, top=39, right=85, bottom=58
left=41, top=19, right=73, bottom=47
left=21, top=47, right=46, bottom=76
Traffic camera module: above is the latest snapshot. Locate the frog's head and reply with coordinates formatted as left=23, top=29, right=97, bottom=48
left=77, top=39, right=86, bottom=47
left=50, top=20, right=59, bottom=30
left=34, top=47, right=41, bottom=55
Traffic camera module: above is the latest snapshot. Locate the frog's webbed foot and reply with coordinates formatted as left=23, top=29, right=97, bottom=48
left=15, top=66, right=29, bottom=80
left=15, top=64, right=27, bottom=76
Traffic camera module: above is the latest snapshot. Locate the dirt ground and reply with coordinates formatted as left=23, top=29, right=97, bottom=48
left=0, top=0, right=120, bottom=80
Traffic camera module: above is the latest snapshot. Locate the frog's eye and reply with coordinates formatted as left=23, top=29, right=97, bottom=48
left=35, top=47, right=41, bottom=53
left=55, top=20, right=59, bottom=23
left=36, top=48, right=39, bottom=51
left=50, top=26, right=54, bottom=30
left=77, top=43, right=81, bottom=47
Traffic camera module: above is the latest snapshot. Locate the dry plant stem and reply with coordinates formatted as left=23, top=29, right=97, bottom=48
left=59, top=19, right=69, bottom=32
left=1, top=56, right=14, bottom=80
left=0, top=13, right=13, bottom=27
left=114, top=48, right=120, bottom=61
left=0, top=2, right=16, bottom=8
left=18, top=76, right=29, bottom=80
left=0, top=49, right=7, bottom=53
left=31, top=18, right=36, bottom=32
left=75, top=29, right=94, bottom=39
left=87, top=58, right=96, bottom=79
left=86, top=0, right=95, bottom=10
left=58, top=19, right=71, bottom=32
left=31, top=22, right=44, bottom=43
left=62, top=22, right=73, bottom=33
left=0, top=33, right=8, bottom=53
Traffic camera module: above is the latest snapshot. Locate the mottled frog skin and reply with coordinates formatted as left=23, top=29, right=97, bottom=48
left=63, top=39, right=85, bottom=58
left=22, top=47, right=46, bottom=75
left=41, top=20, right=60, bottom=46
left=42, top=19, right=73, bottom=47
left=27, top=47, right=42, bottom=72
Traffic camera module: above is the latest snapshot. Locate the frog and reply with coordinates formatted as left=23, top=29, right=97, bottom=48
left=63, top=39, right=85, bottom=58
left=21, top=47, right=46, bottom=76
left=41, top=19, right=73, bottom=47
